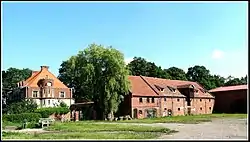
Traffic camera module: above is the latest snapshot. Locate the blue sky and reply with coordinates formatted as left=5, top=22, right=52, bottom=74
left=2, top=2, right=247, bottom=78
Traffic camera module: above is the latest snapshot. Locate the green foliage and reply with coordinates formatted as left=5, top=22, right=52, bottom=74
left=6, top=99, right=38, bottom=114
left=34, top=107, right=70, bottom=118
left=3, top=113, right=41, bottom=123
left=58, top=43, right=131, bottom=119
left=60, top=102, right=68, bottom=107
left=2, top=68, right=32, bottom=90
left=164, top=67, right=187, bottom=80
left=127, top=57, right=171, bottom=79
left=26, top=121, right=40, bottom=129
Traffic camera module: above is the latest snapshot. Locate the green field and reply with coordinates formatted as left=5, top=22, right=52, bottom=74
left=2, top=113, right=247, bottom=139
left=3, top=122, right=176, bottom=139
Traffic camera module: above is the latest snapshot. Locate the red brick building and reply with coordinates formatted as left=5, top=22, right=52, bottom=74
left=209, top=85, right=247, bottom=113
left=12, top=66, right=75, bottom=108
left=120, top=76, right=215, bottom=118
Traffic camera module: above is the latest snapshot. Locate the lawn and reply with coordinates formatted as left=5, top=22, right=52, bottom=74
left=2, top=122, right=176, bottom=139
left=2, top=113, right=246, bottom=139
left=111, top=113, right=248, bottom=124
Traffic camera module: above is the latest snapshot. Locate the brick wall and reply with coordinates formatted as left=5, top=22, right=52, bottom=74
left=211, top=90, right=247, bottom=113
left=27, top=87, right=71, bottom=98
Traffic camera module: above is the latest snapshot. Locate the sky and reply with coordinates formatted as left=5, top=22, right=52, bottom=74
left=2, top=1, right=248, bottom=78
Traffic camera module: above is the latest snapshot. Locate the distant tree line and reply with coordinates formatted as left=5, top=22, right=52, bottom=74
left=127, top=57, right=247, bottom=90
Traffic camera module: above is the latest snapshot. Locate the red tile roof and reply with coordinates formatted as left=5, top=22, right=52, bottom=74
left=209, top=85, right=248, bottom=93
left=128, top=76, right=158, bottom=96
left=128, top=75, right=214, bottom=98
left=22, top=66, right=68, bottom=88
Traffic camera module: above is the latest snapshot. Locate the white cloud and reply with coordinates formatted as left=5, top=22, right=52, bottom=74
left=125, top=57, right=134, bottom=65
left=208, top=48, right=247, bottom=78
left=211, top=49, right=224, bottom=59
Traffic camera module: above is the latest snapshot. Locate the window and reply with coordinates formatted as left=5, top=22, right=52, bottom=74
left=48, top=100, right=50, bottom=105
left=160, top=88, right=164, bottom=92
left=164, top=108, right=167, bottom=110
left=200, top=107, right=202, bottom=110
left=178, top=108, right=180, bottom=111
left=43, top=100, right=45, bottom=105
left=173, top=89, right=176, bottom=93
left=209, top=107, right=211, bottom=110
left=164, top=97, right=167, bottom=101
left=139, top=110, right=142, bottom=114
left=200, top=99, right=202, bottom=102
left=47, top=82, right=52, bottom=86
left=177, top=98, right=180, bottom=102
left=209, top=99, right=211, bottom=102
left=147, top=97, right=150, bottom=103
left=60, top=92, right=65, bottom=98
left=32, top=91, right=38, bottom=98
left=139, top=98, right=143, bottom=103
left=152, top=97, right=155, bottom=103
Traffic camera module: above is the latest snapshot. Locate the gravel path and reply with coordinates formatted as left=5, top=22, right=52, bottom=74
left=98, top=118, right=248, bottom=140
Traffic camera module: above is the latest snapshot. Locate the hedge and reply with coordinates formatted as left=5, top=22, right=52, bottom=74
left=34, top=107, right=70, bottom=118
left=2, top=113, right=41, bottom=123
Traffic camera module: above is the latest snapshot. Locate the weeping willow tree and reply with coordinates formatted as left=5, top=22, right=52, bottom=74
left=58, top=43, right=130, bottom=120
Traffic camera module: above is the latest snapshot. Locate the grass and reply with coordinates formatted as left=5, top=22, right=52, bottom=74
left=45, top=121, right=173, bottom=133
left=2, top=121, right=21, bottom=129
left=2, top=113, right=246, bottom=139
left=2, top=131, right=160, bottom=139
left=111, top=113, right=248, bottom=124
left=3, top=121, right=176, bottom=139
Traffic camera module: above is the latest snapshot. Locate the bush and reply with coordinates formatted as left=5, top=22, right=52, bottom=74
left=34, top=107, right=70, bottom=118
left=3, top=113, right=41, bottom=123
left=26, top=121, right=40, bottom=129
left=6, top=99, right=38, bottom=114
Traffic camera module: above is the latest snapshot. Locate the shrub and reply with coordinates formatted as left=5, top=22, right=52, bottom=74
left=26, top=121, right=40, bottom=129
left=6, top=99, right=38, bottom=114
left=60, top=102, right=67, bottom=107
left=3, top=113, right=41, bottom=123
left=34, top=107, right=70, bottom=118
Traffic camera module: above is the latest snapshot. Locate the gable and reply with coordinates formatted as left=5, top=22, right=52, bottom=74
left=24, top=66, right=68, bottom=89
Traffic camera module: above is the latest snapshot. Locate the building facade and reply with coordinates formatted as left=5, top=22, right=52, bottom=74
left=12, top=66, right=75, bottom=108
left=209, top=85, right=247, bottom=113
left=121, top=76, right=215, bottom=118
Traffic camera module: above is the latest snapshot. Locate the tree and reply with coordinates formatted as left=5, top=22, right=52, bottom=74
left=127, top=57, right=171, bottom=79
left=209, top=75, right=226, bottom=89
left=224, top=75, right=247, bottom=86
left=186, top=65, right=213, bottom=90
left=6, top=99, right=38, bottom=114
left=58, top=43, right=130, bottom=120
left=164, top=67, right=187, bottom=80
left=127, top=57, right=150, bottom=76
left=2, top=68, right=32, bottom=90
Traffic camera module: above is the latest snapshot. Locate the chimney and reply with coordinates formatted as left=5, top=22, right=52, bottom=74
left=41, top=66, right=49, bottom=70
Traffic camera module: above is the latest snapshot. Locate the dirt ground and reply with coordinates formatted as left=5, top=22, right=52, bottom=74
left=99, top=118, right=248, bottom=140
left=141, top=118, right=247, bottom=140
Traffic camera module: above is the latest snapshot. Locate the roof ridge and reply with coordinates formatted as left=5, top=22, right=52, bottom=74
left=139, top=75, right=159, bottom=96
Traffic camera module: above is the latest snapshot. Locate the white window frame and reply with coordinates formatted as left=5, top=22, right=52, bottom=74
left=59, top=91, right=65, bottom=98
left=48, top=100, right=50, bottom=105
left=32, top=90, right=39, bottom=98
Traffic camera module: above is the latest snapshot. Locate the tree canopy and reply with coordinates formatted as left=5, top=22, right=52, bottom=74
left=58, top=43, right=130, bottom=119
left=127, top=57, right=247, bottom=90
